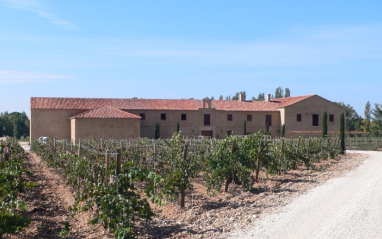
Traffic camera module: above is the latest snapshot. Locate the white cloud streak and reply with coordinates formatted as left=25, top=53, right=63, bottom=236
left=0, top=0, right=75, bottom=29
left=0, top=69, right=71, bottom=84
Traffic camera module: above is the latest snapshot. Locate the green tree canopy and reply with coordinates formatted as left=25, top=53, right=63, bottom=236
left=364, top=101, right=371, bottom=132
left=0, top=111, right=29, bottom=139
left=371, top=103, right=382, bottom=137
left=335, top=102, right=363, bottom=132
left=275, top=87, right=284, bottom=99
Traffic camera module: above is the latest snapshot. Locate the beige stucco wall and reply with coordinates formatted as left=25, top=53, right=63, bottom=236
left=128, top=109, right=209, bottom=138
left=30, top=109, right=86, bottom=141
left=127, top=109, right=280, bottom=139
left=71, top=118, right=140, bottom=142
left=30, top=96, right=343, bottom=141
left=282, top=95, right=346, bottom=138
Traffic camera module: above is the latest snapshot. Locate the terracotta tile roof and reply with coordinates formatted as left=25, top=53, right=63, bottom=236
left=212, top=100, right=279, bottom=111
left=31, top=95, right=315, bottom=112
left=70, top=106, right=141, bottom=119
left=31, top=97, right=203, bottom=110
left=270, top=94, right=315, bottom=107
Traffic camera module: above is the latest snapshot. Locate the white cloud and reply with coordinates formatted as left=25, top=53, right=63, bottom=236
left=0, top=0, right=75, bottom=29
left=0, top=69, right=71, bottom=84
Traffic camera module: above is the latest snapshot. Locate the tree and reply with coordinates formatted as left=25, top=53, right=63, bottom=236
left=243, top=121, right=247, bottom=135
left=275, top=87, right=284, bottom=99
left=155, top=123, right=160, bottom=139
left=340, top=112, right=345, bottom=153
left=371, top=103, right=382, bottom=137
left=285, top=88, right=291, bottom=97
left=281, top=124, right=285, bottom=137
left=266, top=121, right=269, bottom=134
left=322, top=111, right=328, bottom=137
left=0, top=111, right=29, bottom=138
left=232, top=91, right=246, bottom=101
left=176, top=122, right=180, bottom=133
left=251, top=93, right=265, bottom=101
left=364, top=101, right=371, bottom=133
left=336, top=102, right=363, bottom=132
left=219, top=95, right=223, bottom=100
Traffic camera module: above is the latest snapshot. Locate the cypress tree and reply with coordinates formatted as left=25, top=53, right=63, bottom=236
left=244, top=120, right=247, bottom=135
left=176, top=122, right=180, bottom=133
left=322, top=111, right=328, bottom=137
left=365, top=101, right=371, bottom=133
left=155, top=123, right=160, bottom=139
left=282, top=124, right=285, bottom=137
left=340, top=112, right=345, bottom=154
left=266, top=121, right=269, bottom=134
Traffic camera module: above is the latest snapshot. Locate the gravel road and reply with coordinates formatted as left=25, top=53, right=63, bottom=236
left=228, top=151, right=382, bottom=239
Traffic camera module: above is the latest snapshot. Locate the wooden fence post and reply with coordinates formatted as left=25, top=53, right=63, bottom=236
left=306, top=138, right=311, bottom=159
left=256, top=141, right=263, bottom=182
left=180, top=145, right=188, bottom=208
left=293, top=138, right=301, bottom=170
left=78, top=141, right=81, bottom=158
left=278, top=139, right=285, bottom=175
left=115, top=148, right=122, bottom=176
left=153, top=143, right=157, bottom=169
left=105, top=150, right=110, bottom=186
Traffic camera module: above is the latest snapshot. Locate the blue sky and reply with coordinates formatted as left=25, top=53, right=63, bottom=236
left=1, top=0, right=382, bottom=117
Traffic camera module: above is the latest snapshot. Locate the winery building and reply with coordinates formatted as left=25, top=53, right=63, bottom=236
left=30, top=94, right=345, bottom=142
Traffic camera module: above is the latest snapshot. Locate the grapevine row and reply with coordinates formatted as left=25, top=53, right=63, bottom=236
left=0, top=139, right=34, bottom=237
left=31, top=132, right=342, bottom=238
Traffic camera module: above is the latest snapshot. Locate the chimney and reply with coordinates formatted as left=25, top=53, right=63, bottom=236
left=238, top=93, right=243, bottom=101
left=266, top=94, right=271, bottom=102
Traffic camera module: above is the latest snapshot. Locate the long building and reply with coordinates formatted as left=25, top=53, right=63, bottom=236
left=30, top=94, right=345, bottom=142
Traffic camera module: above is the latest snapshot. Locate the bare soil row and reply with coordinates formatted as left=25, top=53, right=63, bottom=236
left=5, top=149, right=366, bottom=238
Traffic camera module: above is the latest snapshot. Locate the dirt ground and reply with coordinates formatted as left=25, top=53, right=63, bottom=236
left=137, top=153, right=367, bottom=238
left=4, top=150, right=367, bottom=239
left=4, top=151, right=113, bottom=239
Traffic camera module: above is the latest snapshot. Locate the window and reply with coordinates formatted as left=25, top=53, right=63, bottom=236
left=329, top=114, right=334, bottom=122
left=161, top=113, right=166, bottom=120
left=247, top=114, right=252, bottom=121
left=266, top=115, right=272, bottom=126
left=227, top=131, right=232, bottom=136
left=140, top=113, right=145, bottom=120
left=312, top=114, right=319, bottom=126
left=204, top=114, right=210, bottom=126
left=297, top=114, right=302, bottom=122
left=227, top=114, right=233, bottom=121
left=181, top=114, right=187, bottom=120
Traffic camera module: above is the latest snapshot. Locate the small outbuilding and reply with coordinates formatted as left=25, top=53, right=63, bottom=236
left=69, top=105, right=141, bottom=142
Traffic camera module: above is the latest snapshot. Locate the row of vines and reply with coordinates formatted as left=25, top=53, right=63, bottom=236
left=0, top=139, right=34, bottom=238
left=346, top=138, right=382, bottom=150
left=31, top=132, right=342, bottom=238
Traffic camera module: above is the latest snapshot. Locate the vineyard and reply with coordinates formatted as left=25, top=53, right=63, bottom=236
left=346, top=138, right=382, bottom=150
left=29, top=132, right=344, bottom=238
left=0, top=139, right=35, bottom=238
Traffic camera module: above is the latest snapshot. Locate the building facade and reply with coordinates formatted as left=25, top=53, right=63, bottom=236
left=30, top=94, right=345, bottom=142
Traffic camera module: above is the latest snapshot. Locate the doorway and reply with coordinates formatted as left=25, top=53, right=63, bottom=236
left=201, top=130, right=213, bottom=138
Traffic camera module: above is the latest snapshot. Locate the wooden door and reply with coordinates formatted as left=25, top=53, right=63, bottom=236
left=201, top=130, right=213, bottom=138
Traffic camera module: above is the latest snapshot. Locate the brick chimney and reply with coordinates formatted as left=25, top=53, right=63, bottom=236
left=266, top=94, right=271, bottom=102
